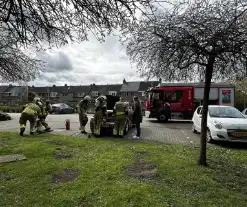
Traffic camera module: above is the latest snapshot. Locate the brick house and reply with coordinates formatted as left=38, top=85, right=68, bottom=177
left=29, top=86, right=50, bottom=100
left=120, top=79, right=141, bottom=102
left=0, top=85, right=27, bottom=105
left=0, top=85, right=9, bottom=104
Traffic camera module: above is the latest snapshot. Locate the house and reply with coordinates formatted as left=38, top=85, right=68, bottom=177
left=29, top=86, right=50, bottom=99
left=138, top=81, right=160, bottom=101
left=67, top=85, right=91, bottom=106
left=1, top=85, right=27, bottom=105
left=120, top=79, right=141, bottom=102
left=0, top=85, right=9, bottom=104
left=48, top=84, right=72, bottom=103
left=97, top=84, right=122, bottom=96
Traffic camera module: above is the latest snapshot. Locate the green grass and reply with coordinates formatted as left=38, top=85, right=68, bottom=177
left=1, top=132, right=247, bottom=207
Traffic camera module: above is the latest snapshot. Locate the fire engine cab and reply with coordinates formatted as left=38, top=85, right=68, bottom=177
left=145, top=82, right=235, bottom=122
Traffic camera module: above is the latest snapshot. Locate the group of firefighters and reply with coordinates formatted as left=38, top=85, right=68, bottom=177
left=76, top=94, right=130, bottom=137
left=19, top=94, right=131, bottom=137
left=19, top=96, right=52, bottom=136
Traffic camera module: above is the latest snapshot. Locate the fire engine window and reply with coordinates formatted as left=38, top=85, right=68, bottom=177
left=171, top=91, right=183, bottom=103
left=164, top=91, right=171, bottom=102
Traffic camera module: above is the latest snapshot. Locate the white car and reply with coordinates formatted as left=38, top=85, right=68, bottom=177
left=192, top=105, right=247, bottom=143
left=242, top=108, right=247, bottom=117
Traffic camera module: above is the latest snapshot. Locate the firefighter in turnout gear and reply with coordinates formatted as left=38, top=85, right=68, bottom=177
left=19, top=101, right=42, bottom=136
left=36, top=100, right=52, bottom=133
left=113, top=97, right=128, bottom=137
left=76, top=95, right=91, bottom=134
left=94, top=95, right=107, bottom=136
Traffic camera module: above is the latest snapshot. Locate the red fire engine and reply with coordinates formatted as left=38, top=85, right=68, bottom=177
left=145, top=83, right=235, bottom=122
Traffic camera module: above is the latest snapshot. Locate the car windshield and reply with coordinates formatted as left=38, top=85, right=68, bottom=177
left=208, top=107, right=245, bottom=118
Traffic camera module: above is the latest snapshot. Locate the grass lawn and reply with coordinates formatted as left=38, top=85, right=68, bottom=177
left=1, top=132, right=247, bottom=207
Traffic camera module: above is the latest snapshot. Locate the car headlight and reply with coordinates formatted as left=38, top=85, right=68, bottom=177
left=213, top=121, right=223, bottom=129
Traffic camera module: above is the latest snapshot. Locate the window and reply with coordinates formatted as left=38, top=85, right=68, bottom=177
left=171, top=91, right=183, bottom=103
left=131, top=92, right=134, bottom=96
left=77, top=92, right=85, bottom=97
left=50, top=92, right=57, bottom=97
left=164, top=91, right=171, bottom=102
left=92, top=91, right=99, bottom=97
left=109, top=91, right=117, bottom=96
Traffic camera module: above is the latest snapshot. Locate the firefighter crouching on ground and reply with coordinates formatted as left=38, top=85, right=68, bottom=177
left=113, top=97, right=128, bottom=137
left=76, top=95, right=91, bottom=134
left=19, top=100, right=42, bottom=136
left=36, top=100, right=52, bottom=133
left=94, top=95, right=107, bottom=136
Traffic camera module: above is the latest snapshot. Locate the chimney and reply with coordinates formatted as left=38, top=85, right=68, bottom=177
left=53, top=85, right=56, bottom=88
left=159, top=78, right=162, bottom=83
left=123, top=79, right=127, bottom=84
left=64, top=84, right=67, bottom=87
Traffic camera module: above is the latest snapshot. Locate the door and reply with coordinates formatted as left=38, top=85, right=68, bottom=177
left=170, top=90, right=184, bottom=112
left=193, top=106, right=202, bottom=132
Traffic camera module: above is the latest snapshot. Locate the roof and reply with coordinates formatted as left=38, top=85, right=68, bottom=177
left=29, top=86, right=49, bottom=93
left=5, top=86, right=26, bottom=93
left=97, top=84, right=122, bottom=95
left=49, top=86, right=70, bottom=93
left=120, top=82, right=141, bottom=92
left=157, top=82, right=234, bottom=88
left=139, top=81, right=160, bottom=91
left=68, top=85, right=91, bottom=93
left=0, top=85, right=9, bottom=93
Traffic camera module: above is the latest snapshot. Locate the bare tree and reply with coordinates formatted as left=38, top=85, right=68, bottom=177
left=1, top=0, right=154, bottom=46
left=0, top=0, right=154, bottom=81
left=124, top=0, right=247, bottom=166
left=0, top=34, right=42, bottom=82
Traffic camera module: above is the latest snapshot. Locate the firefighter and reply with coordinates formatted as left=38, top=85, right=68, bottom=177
left=76, top=95, right=91, bottom=134
left=19, top=101, right=42, bottom=136
left=36, top=100, right=52, bottom=133
left=94, top=95, right=107, bottom=136
left=113, top=97, right=128, bottom=137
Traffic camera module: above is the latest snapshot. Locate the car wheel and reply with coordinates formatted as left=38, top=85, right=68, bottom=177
left=158, top=113, right=168, bottom=123
left=192, top=123, right=197, bottom=133
left=206, top=129, right=213, bottom=143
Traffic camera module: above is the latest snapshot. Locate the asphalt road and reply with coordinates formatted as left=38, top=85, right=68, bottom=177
left=0, top=113, right=200, bottom=146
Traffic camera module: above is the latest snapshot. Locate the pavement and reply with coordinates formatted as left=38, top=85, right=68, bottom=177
left=0, top=113, right=200, bottom=146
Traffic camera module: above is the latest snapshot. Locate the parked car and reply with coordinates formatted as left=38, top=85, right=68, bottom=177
left=51, top=103, right=74, bottom=114
left=0, top=111, right=11, bottom=121
left=192, top=105, right=247, bottom=143
left=242, top=108, right=247, bottom=117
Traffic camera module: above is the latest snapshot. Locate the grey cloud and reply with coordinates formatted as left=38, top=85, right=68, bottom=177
left=38, top=51, right=73, bottom=72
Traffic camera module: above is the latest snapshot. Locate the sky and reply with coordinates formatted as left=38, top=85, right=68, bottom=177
left=26, top=33, right=148, bottom=87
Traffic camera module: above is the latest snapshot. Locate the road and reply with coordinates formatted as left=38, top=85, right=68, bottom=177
left=0, top=113, right=200, bottom=146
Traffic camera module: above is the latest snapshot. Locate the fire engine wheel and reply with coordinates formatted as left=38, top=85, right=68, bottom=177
left=158, top=113, right=168, bottom=123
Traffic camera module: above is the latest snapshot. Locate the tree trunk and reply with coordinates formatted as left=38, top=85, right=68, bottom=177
left=198, top=55, right=215, bottom=166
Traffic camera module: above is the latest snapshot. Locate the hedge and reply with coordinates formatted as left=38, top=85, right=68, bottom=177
left=0, top=106, right=23, bottom=113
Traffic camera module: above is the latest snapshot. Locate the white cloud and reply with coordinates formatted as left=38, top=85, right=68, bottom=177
left=25, top=33, right=146, bottom=87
